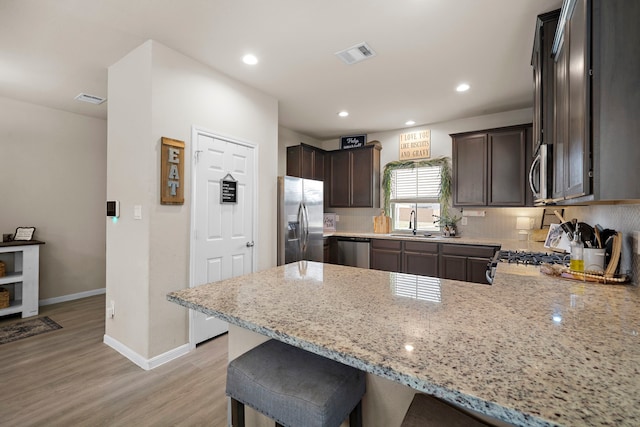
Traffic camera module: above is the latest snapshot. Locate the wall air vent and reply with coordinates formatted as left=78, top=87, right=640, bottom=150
left=335, top=42, right=377, bottom=65
left=74, top=93, right=106, bottom=105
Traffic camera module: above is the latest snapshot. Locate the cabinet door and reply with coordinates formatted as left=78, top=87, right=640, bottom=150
left=565, top=0, right=590, bottom=199
left=329, top=150, right=350, bottom=207
left=350, top=147, right=374, bottom=207
left=467, top=257, right=491, bottom=284
left=488, top=129, right=527, bottom=206
left=553, top=33, right=569, bottom=200
left=370, top=249, right=402, bottom=272
left=313, top=149, right=324, bottom=181
left=453, top=133, right=487, bottom=206
left=404, top=252, right=438, bottom=276
left=440, top=255, right=467, bottom=281
left=286, top=146, right=302, bottom=178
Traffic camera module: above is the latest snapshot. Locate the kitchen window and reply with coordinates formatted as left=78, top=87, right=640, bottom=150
left=389, top=165, right=441, bottom=232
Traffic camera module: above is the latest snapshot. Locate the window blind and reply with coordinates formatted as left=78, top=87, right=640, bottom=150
left=390, top=166, right=441, bottom=202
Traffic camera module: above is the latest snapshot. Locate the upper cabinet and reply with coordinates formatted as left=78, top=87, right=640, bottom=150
left=452, top=124, right=533, bottom=207
left=532, top=9, right=560, bottom=152
left=545, top=0, right=640, bottom=203
left=327, top=144, right=381, bottom=208
left=286, top=143, right=325, bottom=181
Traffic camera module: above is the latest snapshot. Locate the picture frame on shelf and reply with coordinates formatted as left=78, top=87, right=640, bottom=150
left=13, top=227, right=36, bottom=241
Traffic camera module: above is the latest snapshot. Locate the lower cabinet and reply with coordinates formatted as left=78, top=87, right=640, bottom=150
left=370, top=239, right=498, bottom=284
left=370, top=240, right=402, bottom=272
left=440, top=244, right=499, bottom=284
left=403, top=241, right=438, bottom=277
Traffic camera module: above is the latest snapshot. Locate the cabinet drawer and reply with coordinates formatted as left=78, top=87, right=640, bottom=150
left=404, top=241, right=438, bottom=253
left=440, top=244, right=497, bottom=258
left=371, top=239, right=402, bottom=250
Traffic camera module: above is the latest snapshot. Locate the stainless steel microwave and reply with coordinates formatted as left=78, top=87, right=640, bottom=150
left=529, top=144, right=553, bottom=205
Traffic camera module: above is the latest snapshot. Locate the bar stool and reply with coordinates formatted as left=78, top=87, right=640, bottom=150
left=226, top=339, right=366, bottom=427
left=401, top=393, right=503, bottom=427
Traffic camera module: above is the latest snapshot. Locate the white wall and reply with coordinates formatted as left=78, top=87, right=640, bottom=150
left=0, top=96, right=107, bottom=300
left=106, top=40, right=279, bottom=360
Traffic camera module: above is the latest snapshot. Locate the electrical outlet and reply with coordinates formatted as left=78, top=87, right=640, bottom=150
left=335, top=215, right=340, bottom=222
left=461, top=217, right=468, bottom=226
left=107, top=300, right=115, bottom=319
left=635, top=231, right=640, bottom=255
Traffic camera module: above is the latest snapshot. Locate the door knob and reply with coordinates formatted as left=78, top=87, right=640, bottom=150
left=246, top=241, right=255, bottom=247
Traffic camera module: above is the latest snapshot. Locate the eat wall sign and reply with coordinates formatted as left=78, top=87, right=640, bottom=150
left=161, top=137, right=185, bottom=205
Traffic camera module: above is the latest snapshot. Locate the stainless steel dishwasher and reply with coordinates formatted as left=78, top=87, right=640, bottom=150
left=336, top=237, right=370, bottom=268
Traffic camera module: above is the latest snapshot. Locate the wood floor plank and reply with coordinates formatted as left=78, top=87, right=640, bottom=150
left=0, top=295, right=229, bottom=427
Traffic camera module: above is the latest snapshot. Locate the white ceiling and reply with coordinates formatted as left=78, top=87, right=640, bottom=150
left=0, top=0, right=561, bottom=140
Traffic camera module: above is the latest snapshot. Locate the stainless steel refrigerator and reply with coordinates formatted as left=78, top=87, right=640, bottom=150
left=277, top=176, right=324, bottom=265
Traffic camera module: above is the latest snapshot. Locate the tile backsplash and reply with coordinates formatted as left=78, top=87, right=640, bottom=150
left=327, top=204, right=640, bottom=284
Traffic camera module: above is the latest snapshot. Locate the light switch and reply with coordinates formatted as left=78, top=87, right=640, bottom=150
left=134, top=205, right=142, bottom=220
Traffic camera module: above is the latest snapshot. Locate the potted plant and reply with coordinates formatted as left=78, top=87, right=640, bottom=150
left=433, top=213, right=461, bottom=237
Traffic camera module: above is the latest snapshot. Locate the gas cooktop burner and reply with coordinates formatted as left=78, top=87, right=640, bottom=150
left=496, top=250, right=568, bottom=266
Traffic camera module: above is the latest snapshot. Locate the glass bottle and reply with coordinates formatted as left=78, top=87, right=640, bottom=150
left=570, top=229, right=584, bottom=272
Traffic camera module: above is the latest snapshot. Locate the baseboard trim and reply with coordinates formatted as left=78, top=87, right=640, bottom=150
left=40, top=288, right=106, bottom=306
left=103, top=334, right=191, bottom=371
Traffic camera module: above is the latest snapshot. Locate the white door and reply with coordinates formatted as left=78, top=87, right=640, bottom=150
left=191, top=129, right=255, bottom=344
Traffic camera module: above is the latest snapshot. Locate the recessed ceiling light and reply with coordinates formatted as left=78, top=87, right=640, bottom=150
left=456, top=83, right=470, bottom=92
left=338, top=111, right=349, bottom=118
left=242, top=54, right=258, bottom=65
left=405, top=120, right=416, bottom=126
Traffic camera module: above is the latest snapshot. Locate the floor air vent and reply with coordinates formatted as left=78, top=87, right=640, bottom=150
left=335, top=42, right=377, bottom=65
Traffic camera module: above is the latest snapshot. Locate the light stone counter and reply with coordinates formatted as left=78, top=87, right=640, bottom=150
left=168, top=262, right=640, bottom=427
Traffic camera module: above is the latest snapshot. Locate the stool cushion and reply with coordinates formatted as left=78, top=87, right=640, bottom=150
left=401, top=393, right=494, bottom=427
left=226, top=339, right=365, bottom=427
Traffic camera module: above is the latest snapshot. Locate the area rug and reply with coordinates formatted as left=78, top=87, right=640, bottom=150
left=0, top=316, right=62, bottom=345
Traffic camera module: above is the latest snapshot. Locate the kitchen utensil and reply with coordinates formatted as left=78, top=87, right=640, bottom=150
left=594, top=225, right=603, bottom=248
left=577, top=222, right=595, bottom=248
left=604, top=232, right=622, bottom=278
left=373, top=210, right=391, bottom=234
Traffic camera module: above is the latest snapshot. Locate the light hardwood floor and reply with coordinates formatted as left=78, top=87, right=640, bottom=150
left=0, top=295, right=229, bottom=427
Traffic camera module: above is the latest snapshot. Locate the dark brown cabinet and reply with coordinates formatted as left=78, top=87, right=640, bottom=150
left=327, top=145, right=381, bottom=208
left=370, top=239, right=495, bottom=284
left=552, top=0, right=590, bottom=201
left=439, top=244, right=498, bottom=284
left=286, top=144, right=325, bottom=181
left=452, top=124, right=533, bottom=207
left=532, top=9, right=560, bottom=151
left=370, top=239, right=402, bottom=272
left=403, top=241, right=438, bottom=277
left=546, top=0, right=640, bottom=203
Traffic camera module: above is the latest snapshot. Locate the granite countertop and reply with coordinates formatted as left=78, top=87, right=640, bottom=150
left=168, top=262, right=640, bottom=427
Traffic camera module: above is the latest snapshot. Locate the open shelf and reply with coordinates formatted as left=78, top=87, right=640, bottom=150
left=0, top=272, right=23, bottom=286
left=0, top=298, right=23, bottom=317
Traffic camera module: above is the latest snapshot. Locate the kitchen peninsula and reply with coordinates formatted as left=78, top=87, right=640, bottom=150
left=168, top=262, right=640, bottom=427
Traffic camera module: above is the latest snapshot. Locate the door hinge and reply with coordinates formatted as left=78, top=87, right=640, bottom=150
left=588, top=170, right=593, bottom=178
left=589, top=69, right=593, bottom=76
left=194, top=150, right=203, bottom=163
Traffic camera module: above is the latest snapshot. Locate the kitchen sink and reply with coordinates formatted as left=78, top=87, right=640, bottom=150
left=389, top=233, right=437, bottom=238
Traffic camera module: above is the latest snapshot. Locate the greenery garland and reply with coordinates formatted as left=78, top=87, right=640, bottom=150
left=381, top=157, right=452, bottom=219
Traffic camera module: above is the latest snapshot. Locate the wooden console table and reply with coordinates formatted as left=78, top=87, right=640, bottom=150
left=0, top=241, right=45, bottom=318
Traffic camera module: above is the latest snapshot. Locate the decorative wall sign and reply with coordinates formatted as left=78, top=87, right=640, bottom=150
left=399, top=130, right=431, bottom=160
left=340, top=134, right=367, bottom=149
left=161, top=137, right=185, bottom=205
left=220, top=173, right=238, bottom=204
left=14, top=227, right=36, bottom=241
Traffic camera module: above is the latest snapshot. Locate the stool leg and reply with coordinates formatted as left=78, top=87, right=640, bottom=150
left=349, top=400, right=363, bottom=427
left=231, top=398, right=245, bottom=427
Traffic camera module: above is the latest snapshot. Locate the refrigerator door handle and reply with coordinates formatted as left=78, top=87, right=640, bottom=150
left=297, top=202, right=304, bottom=257
left=300, top=202, right=309, bottom=256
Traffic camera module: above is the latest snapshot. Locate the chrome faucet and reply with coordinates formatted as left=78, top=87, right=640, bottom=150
left=409, top=210, right=416, bottom=235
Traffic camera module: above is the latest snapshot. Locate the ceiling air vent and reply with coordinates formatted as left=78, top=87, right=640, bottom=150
left=335, top=42, right=377, bottom=65
left=74, top=93, right=106, bottom=105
